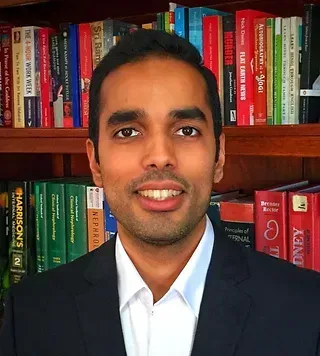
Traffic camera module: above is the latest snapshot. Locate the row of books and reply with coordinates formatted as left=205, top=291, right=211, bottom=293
left=209, top=180, right=320, bottom=271
left=1, top=177, right=320, bottom=307
left=0, top=2, right=319, bottom=130
left=152, top=3, right=320, bottom=126
left=0, top=178, right=117, bottom=310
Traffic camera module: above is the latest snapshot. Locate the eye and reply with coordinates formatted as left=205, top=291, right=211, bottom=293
left=176, top=126, right=199, bottom=137
left=115, top=128, right=140, bottom=138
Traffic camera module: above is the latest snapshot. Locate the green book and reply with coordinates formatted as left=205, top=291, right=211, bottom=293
left=65, top=182, right=89, bottom=263
left=34, top=182, right=50, bottom=272
left=267, top=18, right=275, bottom=125
left=273, top=17, right=282, bottom=125
left=47, top=182, right=67, bottom=269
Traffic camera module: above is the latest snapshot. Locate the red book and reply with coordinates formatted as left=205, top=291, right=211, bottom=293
left=0, top=24, right=13, bottom=127
left=203, top=15, right=223, bottom=107
left=288, top=185, right=320, bottom=272
left=254, top=181, right=309, bottom=261
left=253, top=17, right=267, bottom=125
left=78, top=23, right=92, bottom=128
left=236, top=9, right=273, bottom=126
left=39, top=27, right=55, bottom=128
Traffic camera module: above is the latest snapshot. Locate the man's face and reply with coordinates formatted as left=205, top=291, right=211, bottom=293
left=87, top=56, right=225, bottom=245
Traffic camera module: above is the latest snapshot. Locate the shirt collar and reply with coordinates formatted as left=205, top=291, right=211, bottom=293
left=115, top=215, right=214, bottom=317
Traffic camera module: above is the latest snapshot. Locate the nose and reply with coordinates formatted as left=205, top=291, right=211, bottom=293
left=141, top=133, right=177, bottom=171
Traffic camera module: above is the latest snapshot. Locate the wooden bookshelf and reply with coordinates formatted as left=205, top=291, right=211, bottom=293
left=0, top=0, right=48, bottom=7
left=1, top=125, right=320, bottom=157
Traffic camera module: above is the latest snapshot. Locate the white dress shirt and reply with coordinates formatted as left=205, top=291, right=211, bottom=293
left=115, top=215, right=215, bottom=356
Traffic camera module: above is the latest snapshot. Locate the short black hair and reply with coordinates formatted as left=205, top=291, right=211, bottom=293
left=89, top=29, right=222, bottom=163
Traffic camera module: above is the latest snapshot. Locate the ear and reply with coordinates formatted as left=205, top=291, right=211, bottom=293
left=86, top=139, right=103, bottom=188
left=213, top=133, right=225, bottom=185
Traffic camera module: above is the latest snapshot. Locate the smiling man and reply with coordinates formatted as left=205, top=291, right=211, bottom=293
left=1, top=29, right=320, bottom=356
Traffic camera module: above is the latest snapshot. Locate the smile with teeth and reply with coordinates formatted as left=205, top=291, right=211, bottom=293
left=137, top=189, right=183, bottom=200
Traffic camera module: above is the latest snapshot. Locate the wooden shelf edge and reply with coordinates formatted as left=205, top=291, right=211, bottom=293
left=0, top=0, right=48, bottom=7
left=1, top=124, right=320, bottom=156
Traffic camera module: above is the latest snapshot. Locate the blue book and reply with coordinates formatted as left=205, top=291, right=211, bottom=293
left=70, top=24, right=81, bottom=127
left=174, top=7, right=189, bottom=39
left=103, top=199, right=117, bottom=240
left=188, top=7, right=229, bottom=57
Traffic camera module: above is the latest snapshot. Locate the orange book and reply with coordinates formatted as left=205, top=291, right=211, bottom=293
left=220, top=196, right=255, bottom=248
left=86, top=186, right=105, bottom=252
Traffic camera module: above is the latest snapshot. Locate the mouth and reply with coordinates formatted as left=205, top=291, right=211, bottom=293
left=136, top=189, right=183, bottom=201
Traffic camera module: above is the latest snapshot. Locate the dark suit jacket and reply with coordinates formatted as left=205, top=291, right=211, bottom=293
left=1, top=227, right=320, bottom=356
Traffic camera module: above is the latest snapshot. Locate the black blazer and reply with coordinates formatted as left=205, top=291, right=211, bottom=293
left=1, top=227, right=320, bottom=356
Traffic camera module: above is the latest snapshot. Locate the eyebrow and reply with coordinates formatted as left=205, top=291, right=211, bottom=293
left=106, top=106, right=207, bottom=127
left=169, top=107, right=207, bottom=122
left=107, top=109, right=147, bottom=126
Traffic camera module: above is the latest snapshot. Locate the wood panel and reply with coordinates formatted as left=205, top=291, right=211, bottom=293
left=0, top=153, right=55, bottom=180
left=303, top=158, right=320, bottom=182
left=69, top=153, right=91, bottom=177
left=215, top=156, right=304, bottom=193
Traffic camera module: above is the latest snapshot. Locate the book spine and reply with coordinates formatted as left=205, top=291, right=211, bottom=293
left=86, top=186, right=105, bottom=252
left=12, top=28, right=25, bottom=128
left=104, top=199, right=117, bottom=240
left=23, top=27, right=37, bottom=128
left=174, top=7, right=189, bottom=39
left=34, top=182, right=43, bottom=272
left=254, top=191, right=288, bottom=261
left=289, top=17, right=302, bottom=125
left=8, top=182, right=28, bottom=285
left=47, top=183, right=67, bottom=269
left=236, top=12, right=254, bottom=125
left=223, top=14, right=237, bottom=126
left=34, top=29, right=41, bottom=127
left=220, top=201, right=255, bottom=248
left=1, top=27, right=13, bottom=127
left=66, top=184, right=88, bottom=263
left=266, top=18, right=275, bottom=125
left=60, top=24, right=73, bottom=128
left=288, top=192, right=320, bottom=271
left=70, top=24, right=81, bottom=128
left=39, top=28, right=53, bottom=128
left=253, top=18, right=267, bottom=125
left=49, top=33, right=63, bottom=128
left=281, top=18, right=290, bottom=125
left=0, top=34, right=3, bottom=126
left=299, top=4, right=320, bottom=124
left=169, top=2, right=177, bottom=33
left=273, top=18, right=282, bottom=125
left=90, top=21, right=104, bottom=70
left=189, top=8, right=202, bottom=57
left=26, top=182, right=36, bottom=276
left=78, top=23, right=92, bottom=128
left=203, top=16, right=220, bottom=92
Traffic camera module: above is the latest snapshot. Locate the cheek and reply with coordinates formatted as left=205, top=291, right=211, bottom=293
left=98, top=142, right=141, bottom=185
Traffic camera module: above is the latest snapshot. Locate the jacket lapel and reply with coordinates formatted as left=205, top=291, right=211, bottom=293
left=75, top=238, right=127, bottom=356
left=191, top=226, right=252, bottom=356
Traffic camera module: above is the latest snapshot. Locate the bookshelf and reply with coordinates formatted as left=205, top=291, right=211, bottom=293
left=0, top=0, right=320, bottom=329
left=1, top=125, right=320, bottom=157
left=0, top=0, right=48, bottom=7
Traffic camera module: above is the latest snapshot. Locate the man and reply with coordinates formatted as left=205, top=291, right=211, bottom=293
left=1, top=29, right=320, bottom=356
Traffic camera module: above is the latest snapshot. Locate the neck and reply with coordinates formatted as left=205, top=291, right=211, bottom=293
left=118, top=217, right=206, bottom=303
